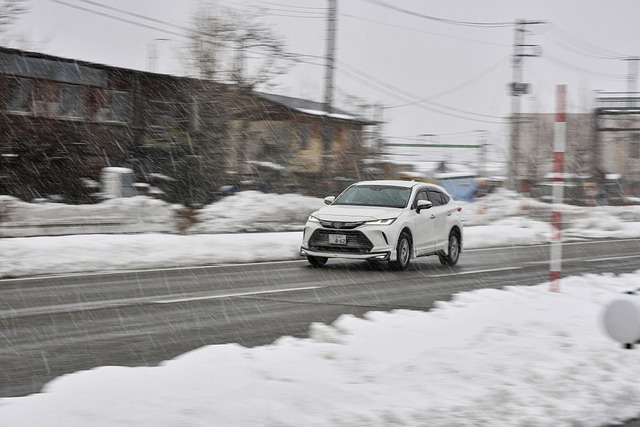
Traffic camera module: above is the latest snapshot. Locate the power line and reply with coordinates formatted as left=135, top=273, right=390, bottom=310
left=360, top=0, right=514, bottom=28
left=253, top=1, right=328, bottom=11
left=545, top=23, right=630, bottom=60
left=251, top=1, right=327, bottom=16
left=339, top=60, right=505, bottom=119
left=48, top=0, right=303, bottom=64
left=69, top=0, right=190, bottom=32
left=337, top=60, right=507, bottom=124
left=387, top=55, right=511, bottom=108
left=343, top=14, right=509, bottom=48
left=541, top=54, right=625, bottom=81
left=49, top=0, right=187, bottom=38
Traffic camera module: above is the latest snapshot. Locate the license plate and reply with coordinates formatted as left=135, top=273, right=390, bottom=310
left=329, top=234, right=347, bottom=245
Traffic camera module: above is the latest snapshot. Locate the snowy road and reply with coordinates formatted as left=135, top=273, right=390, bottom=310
left=2, top=238, right=640, bottom=398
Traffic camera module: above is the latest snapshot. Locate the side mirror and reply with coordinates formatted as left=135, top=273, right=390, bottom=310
left=324, top=196, right=336, bottom=205
left=416, top=200, right=432, bottom=213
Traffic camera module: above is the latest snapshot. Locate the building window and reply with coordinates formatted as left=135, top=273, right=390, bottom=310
left=632, top=134, right=640, bottom=159
left=91, top=89, right=133, bottom=123
left=147, top=100, right=180, bottom=127
left=297, top=123, right=311, bottom=149
left=111, top=91, right=133, bottom=122
left=59, top=84, right=85, bottom=118
left=322, top=125, right=334, bottom=149
left=5, top=77, right=32, bottom=113
left=349, top=129, right=361, bottom=150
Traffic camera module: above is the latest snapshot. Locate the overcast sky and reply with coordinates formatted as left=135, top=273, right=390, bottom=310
left=6, top=0, right=640, bottom=165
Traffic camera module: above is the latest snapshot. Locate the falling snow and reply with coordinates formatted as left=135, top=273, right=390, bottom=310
left=1, top=189, right=640, bottom=425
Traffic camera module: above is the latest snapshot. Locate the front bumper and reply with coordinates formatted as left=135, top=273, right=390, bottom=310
left=300, top=247, right=391, bottom=261
left=301, top=222, right=398, bottom=261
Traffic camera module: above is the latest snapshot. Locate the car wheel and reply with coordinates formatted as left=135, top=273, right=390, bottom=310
left=389, top=232, right=411, bottom=270
left=439, top=230, right=460, bottom=267
left=307, top=255, right=328, bottom=267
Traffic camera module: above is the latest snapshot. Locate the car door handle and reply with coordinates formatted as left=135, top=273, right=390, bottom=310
left=430, top=214, right=436, bottom=219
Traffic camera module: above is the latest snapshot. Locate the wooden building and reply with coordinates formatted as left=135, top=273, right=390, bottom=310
left=0, top=47, right=374, bottom=203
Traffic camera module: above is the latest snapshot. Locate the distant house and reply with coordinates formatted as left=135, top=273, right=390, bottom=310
left=0, top=46, right=219, bottom=203
left=224, top=92, right=375, bottom=195
left=512, top=106, right=640, bottom=199
left=0, top=46, right=375, bottom=203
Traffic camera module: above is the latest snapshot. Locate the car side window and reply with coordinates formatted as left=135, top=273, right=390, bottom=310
left=413, top=189, right=429, bottom=208
left=427, top=190, right=445, bottom=207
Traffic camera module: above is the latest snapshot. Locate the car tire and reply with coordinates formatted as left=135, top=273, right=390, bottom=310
left=389, top=232, right=411, bottom=270
left=439, top=230, right=461, bottom=267
left=307, top=255, right=328, bottom=267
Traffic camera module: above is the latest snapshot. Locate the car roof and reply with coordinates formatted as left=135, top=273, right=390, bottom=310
left=352, top=180, right=448, bottom=193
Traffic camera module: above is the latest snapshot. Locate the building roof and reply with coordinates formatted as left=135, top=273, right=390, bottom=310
left=254, top=92, right=376, bottom=125
left=0, top=46, right=376, bottom=125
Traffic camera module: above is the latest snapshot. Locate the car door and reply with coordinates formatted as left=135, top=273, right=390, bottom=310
left=427, top=189, right=449, bottom=251
left=411, top=188, right=434, bottom=255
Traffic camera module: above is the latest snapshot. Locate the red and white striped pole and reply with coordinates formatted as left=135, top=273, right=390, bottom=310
left=550, top=85, right=566, bottom=292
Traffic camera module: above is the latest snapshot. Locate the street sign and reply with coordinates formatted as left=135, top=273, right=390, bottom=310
left=510, top=82, right=530, bottom=96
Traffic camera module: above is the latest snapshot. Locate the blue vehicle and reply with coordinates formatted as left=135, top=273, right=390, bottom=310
left=434, top=173, right=478, bottom=202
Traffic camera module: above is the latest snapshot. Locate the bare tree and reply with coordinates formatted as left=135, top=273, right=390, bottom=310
left=184, top=3, right=295, bottom=90
left=0, top=0, right=26, bottom=38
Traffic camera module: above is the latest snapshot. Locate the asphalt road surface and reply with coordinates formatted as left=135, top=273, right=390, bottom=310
left=2, top=238, right=640, bottom=425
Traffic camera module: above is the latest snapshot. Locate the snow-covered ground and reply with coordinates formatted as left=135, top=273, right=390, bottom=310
left=2, top=189, right=640, bottom=426
left=2, top=189, right=640, bottom=279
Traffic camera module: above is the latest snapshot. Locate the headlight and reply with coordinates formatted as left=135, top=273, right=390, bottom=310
left=307, top=215, right=321, bottom=223
left=363, top=218, right=396, bottom=226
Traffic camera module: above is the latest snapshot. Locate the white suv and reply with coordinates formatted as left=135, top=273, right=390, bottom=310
left=300, top=180, right=463, bottom=270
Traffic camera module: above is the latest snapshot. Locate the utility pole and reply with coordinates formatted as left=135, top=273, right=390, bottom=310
left=147, top=38, right=169, bottom=73
left=477, top=130, right=488, bottom=177
left=322, top=0, right=338, bottom=178
left=324, top=0, right=337, bottom=114
left=624, top=57, right=639, bottom=107
left=509, top=19, right=544, bottom=192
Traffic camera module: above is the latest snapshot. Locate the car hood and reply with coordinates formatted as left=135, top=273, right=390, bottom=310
left=312, top=205, right=402, bottom=221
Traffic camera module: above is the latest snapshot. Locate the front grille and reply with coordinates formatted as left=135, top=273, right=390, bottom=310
left=319, top=220, right=364, bottom=230
left=308, top=229, right=374, bottom=254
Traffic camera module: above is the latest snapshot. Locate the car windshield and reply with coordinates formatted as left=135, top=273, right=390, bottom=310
left=333, top=185, right=411, bottom=208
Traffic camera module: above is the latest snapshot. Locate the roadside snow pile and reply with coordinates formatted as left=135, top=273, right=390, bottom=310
left=2, top=188, right=640, bottom=238
left=0, top=196, right=179, bottom=237
left=458, top=188, right=529, bottom=225
left=3, top=271, right=640, bottom=426
left=461, top=188, right=640, bottom=228
left=190, top=191, right=325, bottom=233
left=462, top=217, right=551, bottom=248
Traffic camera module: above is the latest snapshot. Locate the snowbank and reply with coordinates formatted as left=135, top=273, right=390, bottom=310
left=190, top=191, right=325, bottom=233
left=0, top=196, right=178, bottom=237
left=2, top=272, right=640, bottom=426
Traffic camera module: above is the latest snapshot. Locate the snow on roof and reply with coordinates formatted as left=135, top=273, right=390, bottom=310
left=246, top=160, right=286, bottom=171
left=434, top=172, right=477, bottom=179
left=254, top=92, right=374, bottom=124
left=101, top=167, right=133, bottom=174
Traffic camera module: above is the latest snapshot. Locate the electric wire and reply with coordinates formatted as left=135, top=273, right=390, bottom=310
left=336, top=61, right=507, bottom=124
left=545, top=23, right=630, bottom=60
left=343, top=14, right=509, bottom=48
left=360, top=0, right=514, bottom=28
left=387, top=54, right=511, bottom=108
left=541, top=54, right=626, bottom=81
left=48, top=0, right=301, bottom=64
left=49, top=0, right=187, bottom=38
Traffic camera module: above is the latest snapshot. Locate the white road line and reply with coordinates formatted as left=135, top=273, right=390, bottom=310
left=522, top=257, right=595, bottom=266
left=425, top=266, right=522, bottom=278
left=152, top=285, right=323, bottom=304
left=0, top=259, right=306, bottom=282
left=586, top=254, right=640, bottom=263
left=463, top=238, right=640, bottom=252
